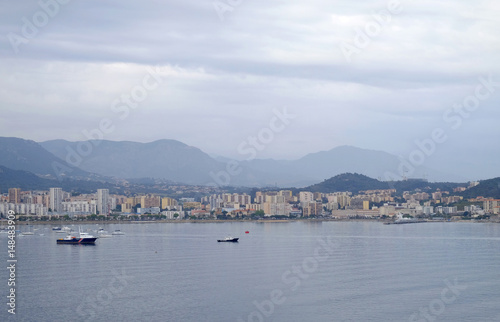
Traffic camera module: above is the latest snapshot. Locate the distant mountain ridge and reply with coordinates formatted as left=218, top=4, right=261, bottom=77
left=1, top=136, right=499, bottom=198
left=0, top=136, right=479, bottom=187
left=0, top=165, right=52, bottom=192
left=0, top=137, right=93, bottom=180
left=39, top=139, right=465, bottom=186
left=240, top=145, right=462, bottom=185
left=41, top=139, right=227, bottom=185
left=0, top=165, right=119, bottom=194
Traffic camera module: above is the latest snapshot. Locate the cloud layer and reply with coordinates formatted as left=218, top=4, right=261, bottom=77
left=1, top=0, right=499, bottom=163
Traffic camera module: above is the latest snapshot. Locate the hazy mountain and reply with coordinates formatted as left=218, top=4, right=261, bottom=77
left=40, top=139, right=314, bottom=187
left=0, top=165, right=121, bottom=194
left=39, top=139, right=464, bottom=187
left=242, top=145, right=462, bottom=184
left=3, top=136, right=496, bottom=192
left=41, top=139, right=227, bottom=185
left=0, top=137, right=92, bottom=180
left=0, top=165, right=53, bottom=192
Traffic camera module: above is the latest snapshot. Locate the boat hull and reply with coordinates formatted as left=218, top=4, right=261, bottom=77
left=56, top=237, right=97, bottom=244
left=217, top=238, right=239, bottom=242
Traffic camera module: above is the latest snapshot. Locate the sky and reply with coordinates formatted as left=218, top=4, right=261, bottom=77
left=1, top=0, right=499, bottom=163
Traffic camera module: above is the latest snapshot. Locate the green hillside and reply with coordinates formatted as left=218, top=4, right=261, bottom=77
left=460, top=177, right=500, bottom=199
left=304, top=173, right=467, bottom=195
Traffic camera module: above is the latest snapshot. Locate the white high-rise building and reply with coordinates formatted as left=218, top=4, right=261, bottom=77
left=49, top=188, right=63, bottom=213
left=97, top=189, right=110, bottom=215
left=299, top=191, right=314, bottom=204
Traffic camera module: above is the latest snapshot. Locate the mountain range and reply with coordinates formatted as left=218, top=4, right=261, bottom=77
left=1, top=136, right=500, bottom=198
left=0, top=136, right=497, bottom=188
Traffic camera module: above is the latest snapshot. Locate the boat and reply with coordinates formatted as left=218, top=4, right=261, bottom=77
left=384, top=213, right=426, bottom=225
left=56, top=226, right=73, bottom=233
left=57, top=228, right=97, bottom=245
left=52, top=227, right=62, bottom=231
left=97, top=228, right=112, bottom=238
left=217, top=236, right=239, bottom=242
left=112, top=230, right=125, bottom=235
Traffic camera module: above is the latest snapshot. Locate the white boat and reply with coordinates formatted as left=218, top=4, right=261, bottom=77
left=112, top=230, right=125, bottom=235
left=97, top=228, right=112, bottom=238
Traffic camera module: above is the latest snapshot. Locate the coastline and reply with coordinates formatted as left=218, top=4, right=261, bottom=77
left=1, top=218, right=497, bottom=226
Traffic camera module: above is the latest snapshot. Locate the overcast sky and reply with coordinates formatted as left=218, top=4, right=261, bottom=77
left=1, top=0, right=499, bottom=162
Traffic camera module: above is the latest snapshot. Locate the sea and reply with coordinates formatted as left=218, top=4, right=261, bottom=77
left=1, top=221, right=500, bottom=322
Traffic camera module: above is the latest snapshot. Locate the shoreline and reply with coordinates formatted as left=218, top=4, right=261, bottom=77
left=1, top=218, right=497, bottom=226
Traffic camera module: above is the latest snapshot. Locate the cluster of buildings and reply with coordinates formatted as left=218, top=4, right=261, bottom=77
left=0, top=188, right=112, bottom=217
left=1, top=186, right=499, bottom=220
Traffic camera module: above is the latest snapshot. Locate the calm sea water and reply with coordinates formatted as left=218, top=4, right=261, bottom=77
left=1, top=221, right=500, bottom=322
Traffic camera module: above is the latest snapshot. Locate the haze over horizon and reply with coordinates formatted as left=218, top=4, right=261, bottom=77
left=2, top=0, right=499, bottom=165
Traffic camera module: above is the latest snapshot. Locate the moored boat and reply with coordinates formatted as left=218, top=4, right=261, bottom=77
left=97, top=228, right=112, bottom=238
left=217, top=236, right=239, bottom=242
left=57, top=228, right=97, bottom=244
